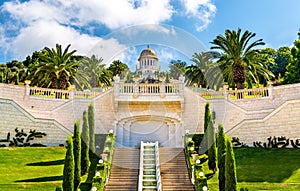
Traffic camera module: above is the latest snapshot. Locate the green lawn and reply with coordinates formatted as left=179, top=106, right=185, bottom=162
left=1, top=147, right=300, bottom=191
left=205, top=147, right=300, bottom=191
left=0, top=147, right=66, bottom=191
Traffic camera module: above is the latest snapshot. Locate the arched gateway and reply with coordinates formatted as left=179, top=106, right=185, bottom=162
left=113, top=46, right=185, bottom=148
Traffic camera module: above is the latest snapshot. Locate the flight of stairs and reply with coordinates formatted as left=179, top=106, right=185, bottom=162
left=106, top=147, right=194, bottom=191
left=159, top=148, right=195, bottom=191
left=105, top=148, right=140, bottom=191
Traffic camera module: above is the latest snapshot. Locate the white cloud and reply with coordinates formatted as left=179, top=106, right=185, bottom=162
left=2, top=1, right=66, bottom=24
left=0, top=0, right=175, bottom=61
left=8, top=20, right=95, bottom=58
left=87, top=38, right=127, bottom=66
left=7, top=20, right=126, bottom=65
left=2, top=0, right=174, bottom=29
left=0, top=0, right=215, bottom=62
left=181, top=0, right=216, bottom=31
left=66, top=0, right=174, bottom=29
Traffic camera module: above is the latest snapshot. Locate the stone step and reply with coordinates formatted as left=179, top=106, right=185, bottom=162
left=159, top=148, right=195, bottom=191
left=105, top=148, right=140, bottom=191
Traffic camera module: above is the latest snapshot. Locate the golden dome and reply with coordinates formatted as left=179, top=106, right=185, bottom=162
left=138, top=45, right=158, bottom=60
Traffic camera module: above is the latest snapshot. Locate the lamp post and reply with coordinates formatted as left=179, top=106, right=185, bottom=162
left=199, top=171, right=204, bottom=178
left=202, top=186, right=208, bottom=191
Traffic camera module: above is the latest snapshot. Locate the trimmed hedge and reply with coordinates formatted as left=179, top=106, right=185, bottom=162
left=85, top=132, right=115, bottom=191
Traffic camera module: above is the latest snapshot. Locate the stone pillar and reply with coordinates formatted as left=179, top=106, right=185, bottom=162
left=168, top=122, right=176, bottom=147
left=69, top=84, right=75, bottom=99
left=268, top=85, right=274, bottom=99
left=113, top=75, right=120, bottom=96
left=24, top=80, right=31, bottom=100
left=116, top=122, right=124, bottom=146
left=113, top=75, right=120, bottom=111
left=160, top=82, right=166, bottom=98
left=123, top=122, right=131, bottom=147
left=176, top=122, right=184, bottom=148
left=179, top=74, right=185, bottom=95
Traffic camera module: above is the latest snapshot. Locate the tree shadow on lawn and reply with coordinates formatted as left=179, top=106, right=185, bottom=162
left=206, top=173, right=215, bottom=180
left=235, top=148, right=300, bottom=183
left=15, top=175, right=63, bottom=182
left=26, top=159, right=64, bottom=166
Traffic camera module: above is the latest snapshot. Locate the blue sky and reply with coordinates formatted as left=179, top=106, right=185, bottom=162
left=0, top=0, right=299, bottom=71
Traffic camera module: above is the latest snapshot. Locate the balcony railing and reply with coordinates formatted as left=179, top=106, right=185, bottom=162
left=197, top=87, right=271, bottom=100
left=113, top=75, right=185, bottom=101
left=28, top=87, right=104, bottom=99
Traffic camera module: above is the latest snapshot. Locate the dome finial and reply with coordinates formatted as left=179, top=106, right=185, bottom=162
left=147, top=44, right=150, bottom=48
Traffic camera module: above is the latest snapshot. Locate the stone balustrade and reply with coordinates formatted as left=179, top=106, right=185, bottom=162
left=29, top=87, right=71, bottom=99
left=28, top=86, right=104, bottom=99
left=198, top=87, right=270, bottom=100
left=113, top=74, right=185, bottom=102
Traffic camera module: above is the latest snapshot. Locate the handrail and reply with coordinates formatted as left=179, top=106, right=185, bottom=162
left=154, top=141, right=162, bottom=191
left=138, top=142, right=145, bottom=191
left=138, top=141, right=162, bottom=191
left=28, top=86, right=103, bottom=99
left=197, top=87, right=270, bottom=100
left=118, top=83, right=181, bottom=94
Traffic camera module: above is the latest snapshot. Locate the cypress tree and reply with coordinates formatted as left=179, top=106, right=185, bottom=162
left=81, top=110, right=90, bottom=175
left=88, top=104, right=95, bottom=156
left=204, top=102, right=210, bottom=132
left=225, top=135, right=237, bottom=191
left=207, top=111, right=217, bottom=173
left=73, top=120, right=81, bottom=190
left=217, top=124, right=226, bottom=191
left=200, top=102, right=210, bottom=154
left=62, top=137, right=74, bottom=191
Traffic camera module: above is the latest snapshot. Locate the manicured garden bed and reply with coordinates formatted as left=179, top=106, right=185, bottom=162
left=0, top=147, right=65, bottom=191
left=206, top=147, right=300, bottom=191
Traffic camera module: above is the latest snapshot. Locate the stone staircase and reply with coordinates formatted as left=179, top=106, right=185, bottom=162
left=159, top=148, right=195, bottom=191
left=105, top=148, right=140, bottom=191
left=182, top=87, right=205, bottom=133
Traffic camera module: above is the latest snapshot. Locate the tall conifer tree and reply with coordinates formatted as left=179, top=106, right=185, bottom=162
left=88, top=104, right=95, bottom=156
left=217, top=124, right=226, bottom=191
left=207, top=110, right=217, bottom=173
left=73, top=120, right=81, bottom=190
left=81, top=110, right=90, bottom=175
left=62, top=137, right=74, bottom=191
left=225, top=135, right=237, bottom=191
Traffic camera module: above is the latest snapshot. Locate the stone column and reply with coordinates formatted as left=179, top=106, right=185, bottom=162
left=116, top=122, right=124, bottom=146
left=160, top=82, right=166, bottom=98
left=24, top=80, right=31, bottom=100
left=179, top=74, right=185, bottom=95
left=168, top=122, right=176, bottom=147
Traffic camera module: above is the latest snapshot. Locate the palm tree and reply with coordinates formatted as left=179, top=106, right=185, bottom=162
left=108, top=60, right=129, bottom=79
left=31, top=44, right=80, bottom=89
left=169, top=60, right=187, bottom=80
left=210, top=28, right=271, bottom=89
left=75, top=55, right=112, bottom=90
left=186, top=52, right=212, bottom=88
left=0, top=64, right=9, bottom=83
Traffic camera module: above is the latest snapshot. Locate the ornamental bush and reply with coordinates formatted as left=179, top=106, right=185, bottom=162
left=225, top=135, right=237, bottom=191
left=73, top=119, right=81, bottom=190
left=62, top=136, right=74, bottom=191
left=88, top=104, right=95, bottom=156
left=217, top=124, right=226, bottom=191
left=81, top=110, right=90, bottom=175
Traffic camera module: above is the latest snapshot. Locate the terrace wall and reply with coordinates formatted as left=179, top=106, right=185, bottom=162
left=1, top=83, right=300, bottom=146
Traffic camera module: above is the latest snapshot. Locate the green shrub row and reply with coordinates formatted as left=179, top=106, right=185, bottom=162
left=89, top=132, right=115, bottom=191
left=184, top=133, right=208, bottom=191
